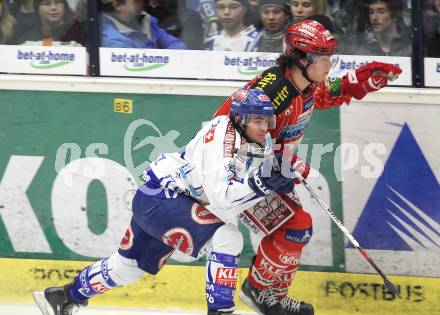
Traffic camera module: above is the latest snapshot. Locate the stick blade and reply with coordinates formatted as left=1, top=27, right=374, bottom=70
left=384, top=278, right=400, bottom=296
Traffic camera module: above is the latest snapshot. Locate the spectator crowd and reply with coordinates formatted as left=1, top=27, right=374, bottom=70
left=0, top=0, right=439, bottom=57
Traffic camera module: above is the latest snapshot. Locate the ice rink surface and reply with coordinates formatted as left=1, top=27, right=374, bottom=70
left=0, top=304, right=254, bottom=315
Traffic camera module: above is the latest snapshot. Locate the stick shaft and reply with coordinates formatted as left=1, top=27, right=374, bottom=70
left=296, top=173, right=400, bottom=295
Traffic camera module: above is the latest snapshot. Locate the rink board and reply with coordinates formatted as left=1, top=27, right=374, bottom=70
left=0, top=258, right=438, bottom=315
left=0, top=89, right=343, bottom=271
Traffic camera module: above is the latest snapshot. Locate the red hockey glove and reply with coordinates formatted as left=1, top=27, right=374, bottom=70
left=291, top=155, right=310, bottom=184
left=342, top=62, right=402, bottom=100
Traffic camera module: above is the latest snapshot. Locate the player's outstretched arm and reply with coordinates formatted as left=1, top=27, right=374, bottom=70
left=341, top=61, right=402, bottom=100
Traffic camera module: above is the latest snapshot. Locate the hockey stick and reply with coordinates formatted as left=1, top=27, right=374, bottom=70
left=232, top=148, right=400, bottom=295
left=293, top=172, right=400, bottom=295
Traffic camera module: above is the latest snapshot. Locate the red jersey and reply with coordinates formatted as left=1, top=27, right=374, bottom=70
left=213, top=66, right=352, bottom=149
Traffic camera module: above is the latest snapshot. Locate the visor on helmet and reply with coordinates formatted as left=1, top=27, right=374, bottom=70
left=306, top=53, right=339, bottom=69
left=239, top=113, right=276, bottom=130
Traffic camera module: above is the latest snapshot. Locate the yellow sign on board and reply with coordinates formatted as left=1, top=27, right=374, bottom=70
left=114, top=98, right=133, bottom=113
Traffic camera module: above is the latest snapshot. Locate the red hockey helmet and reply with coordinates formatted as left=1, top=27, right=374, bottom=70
left=285, top=19, right=338, bottom=56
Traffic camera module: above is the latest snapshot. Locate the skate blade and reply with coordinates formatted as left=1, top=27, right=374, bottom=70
left=238, top=291, right=264, bottom=315
left=33, top=291, right=53, bottom=315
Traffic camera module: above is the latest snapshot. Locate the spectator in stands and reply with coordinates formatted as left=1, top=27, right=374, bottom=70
left=62, top=0, right=88, bottom=46
left=251, top=0, right=291, bottom=52
left=0, top=0, right=16, bottom=44
left=9, top=0, right=39, bottom=42
left=204, top=0, right=258, bottom=51
left=352, top=0, right=411, bottom=56
left=287, top=0, right=348, bottom=52
left=246, top=0, right=261, bottom=27
left=100, top=0, right=186, bottom=48
left=185, top=0, right=219, bottom=39
left=424, top=0, right=440, bottom=57
left=144, top=0, right=204, bottom=49
left=13, top=0, right=74, bottom=45
left=289, top=0, right=329, bottom=23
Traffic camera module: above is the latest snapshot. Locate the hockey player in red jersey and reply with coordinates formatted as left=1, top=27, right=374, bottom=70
left=213, top=15, right=402, bottom=315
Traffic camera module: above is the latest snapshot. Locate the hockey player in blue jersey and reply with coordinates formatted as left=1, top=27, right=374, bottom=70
left=33, top=88, right=296, bottom=315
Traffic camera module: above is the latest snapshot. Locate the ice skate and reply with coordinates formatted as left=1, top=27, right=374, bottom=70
left=33, top=284, right=87, bottom=315
left=207, top=307, right=235, bottom=314
left=280, top=296, right=314, bottom=315
left=239, top=278, right=284, bottom=315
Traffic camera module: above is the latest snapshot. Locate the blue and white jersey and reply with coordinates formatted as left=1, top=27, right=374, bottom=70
left=204, top=25, right=259, bottom=52
left=186, top=0, right=219, bottom=37
left=145, top=115, right=271, bottom=223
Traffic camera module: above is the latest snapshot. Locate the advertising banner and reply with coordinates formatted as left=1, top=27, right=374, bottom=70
left=100, top=49, right=412, bottom=85
left=99, top=48, right=278, bottom=80
left=0, top=90, right=342, bottom=270
left=424, top=58, right=440, bottom=87
left=341, top=102, right=440, bottom=277
left=0, top=45, right=88, bottom=75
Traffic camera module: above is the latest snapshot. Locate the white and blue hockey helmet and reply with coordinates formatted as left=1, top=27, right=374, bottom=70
left=230, top=88, right=276, bottom=129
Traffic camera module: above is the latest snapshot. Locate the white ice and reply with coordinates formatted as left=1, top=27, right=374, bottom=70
left=0, top=303, right=254, bottom=315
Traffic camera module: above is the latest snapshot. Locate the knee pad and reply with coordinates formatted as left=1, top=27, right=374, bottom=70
left=210, top=223, right=243, bottom=256
left=274, top=209, right=313, bottom=252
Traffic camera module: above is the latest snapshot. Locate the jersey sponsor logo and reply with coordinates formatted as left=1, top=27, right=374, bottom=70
left=253, top=67, right=297, bottom=114
left=303, top=97, right=314, bottom=112
left=255, top=72, right=277, bottom=90
left=215, top=267, right=239, bottom=288
left=255, top=257, right=285, bottom=283
left=278, top=120, right=310, bottom=141
left=279, top=253, right=301, bottom=265
left=91, top=281, right=109, bottom=294
left=204, top=129, right=215, bottom=143
left=285, top=227, right=313, bottom=244
left=252, top=172, right=271, bottom=195
left=272, top=85, right=289, bottom=109
left=119, top=226, right=133, bottom=250
left=162, top=227, right=194, bottom=256
left=247, top=194, right=295, bottom=235
left=223, top=122, right=236, bottom=157
left=191, top=203, right=222, bottom=224
left=350, top=123, right=440, bottom=251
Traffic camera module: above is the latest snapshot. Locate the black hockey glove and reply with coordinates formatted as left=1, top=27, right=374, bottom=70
left=248, top=165, right=295, bottom=197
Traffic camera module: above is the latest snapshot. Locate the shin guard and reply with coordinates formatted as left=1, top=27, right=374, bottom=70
left=206, top=251, right=239, bottom=311
left=68, top=253, right=144, bottom=303
left=248, top=237, right=289, bottom=289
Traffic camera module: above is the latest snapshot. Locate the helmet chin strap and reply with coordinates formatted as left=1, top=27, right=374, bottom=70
left=298, top=61, right=314, bottom=84
left=230, top=115, right=263, bottom=147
